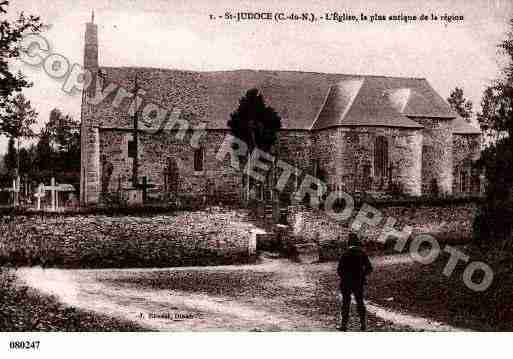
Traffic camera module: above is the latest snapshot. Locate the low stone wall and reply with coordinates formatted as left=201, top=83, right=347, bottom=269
left=286, top=205, right=349, bottom=260
left=287, top=203, right=478, bottom=260
left=287, top=205, right=349, bottom=243
left=0, top=208, right=256, bottom=268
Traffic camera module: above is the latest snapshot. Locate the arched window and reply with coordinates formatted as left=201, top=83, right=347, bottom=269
left=128, top=137, right=137, bottom=159
left=460, top=170, right=468, bottom=193
left=313, top=159, right=320, bottom=178
left=374, top=136, right=389, bottom=179
left=194, top=148, right=204, bottom=172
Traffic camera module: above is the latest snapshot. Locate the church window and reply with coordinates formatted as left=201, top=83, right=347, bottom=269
left=194, top=148, right=204, bottom=172
left=313, top=159, right=320, bottom=178
left=460, top=170, right=468, bottom=193
left=128, top=137, right=137, bottom=158
left=374, top=136, right=389, bottom=178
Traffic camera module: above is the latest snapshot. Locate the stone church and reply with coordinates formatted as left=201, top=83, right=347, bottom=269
left=80, top=16, right=482, bottom=207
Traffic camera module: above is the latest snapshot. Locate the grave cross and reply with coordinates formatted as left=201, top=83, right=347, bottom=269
left=43, top=177, right=60, bottom=211
left=11, top=178, right=19, bottom=207
left=137, top=176, right=155, bottom=203
left=34, top=183, right=45, bottom=211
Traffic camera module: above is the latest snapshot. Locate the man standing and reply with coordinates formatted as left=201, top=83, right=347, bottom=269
left=337, top=232, right=373, bottom=331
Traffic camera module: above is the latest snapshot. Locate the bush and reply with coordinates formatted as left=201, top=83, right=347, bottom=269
left=473, top=201, right=513, bottom=247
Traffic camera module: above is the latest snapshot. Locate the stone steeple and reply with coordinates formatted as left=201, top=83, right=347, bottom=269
left=80, top=11, right=100, bottom=206
left=84, top=10, right=98, bottom=70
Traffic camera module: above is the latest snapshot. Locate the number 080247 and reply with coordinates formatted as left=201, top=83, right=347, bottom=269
left=9, top=341, right=40, bottom=350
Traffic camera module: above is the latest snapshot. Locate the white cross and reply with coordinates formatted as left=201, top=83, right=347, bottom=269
left=42, top=178, right=60, bottom=211
left=34, top=183, right=45, bottom=211
left=12, top=178, right=20, bottom=207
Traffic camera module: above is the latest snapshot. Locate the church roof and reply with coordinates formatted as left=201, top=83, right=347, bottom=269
left=97, top=67, right=457, bottom=130
left=452, top=116, right=481, bottom=135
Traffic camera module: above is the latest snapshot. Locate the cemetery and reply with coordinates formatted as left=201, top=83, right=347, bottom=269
left=0, top=177, right=78, bottom=212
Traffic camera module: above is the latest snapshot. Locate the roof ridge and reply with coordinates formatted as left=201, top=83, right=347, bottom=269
left=100, top=66, right=427, bottom=80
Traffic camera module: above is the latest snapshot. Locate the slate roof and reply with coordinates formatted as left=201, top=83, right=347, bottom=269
left=98, top=67, right=458, bottom=131
left=452, top=116, right=481, bottom=135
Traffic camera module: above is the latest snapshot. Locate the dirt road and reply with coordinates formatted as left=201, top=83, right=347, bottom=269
left=16, top=254, right=467, bottom=331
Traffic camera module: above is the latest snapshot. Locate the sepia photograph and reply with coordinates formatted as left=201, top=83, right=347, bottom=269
left=1, top=0, right=513, bottom=356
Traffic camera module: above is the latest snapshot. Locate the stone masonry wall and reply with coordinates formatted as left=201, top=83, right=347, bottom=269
left=389, top=129, right=423, bottom=196
left=93, top=122, right=445, bottom=205
left=0, top=210, right=257, bottom=268
left=416, top=117, right=454, bottom=195
left=287, top=203, right=477, bottom=259
left=80, top=64, right=209, bottom=205
left=453, top=134, right=481, bottom=195
left=276, top=131, right=313, bottom=200
left=311, top=128, right=343, bottom=191
left=81, top=124, right=100, bottom=205
left=287, top=204, right=349, bottom=243
left=310, top=127, right=422, bottom=196
left=80, top=20, right=99, bottom=206
left=99, top=129, right=243, bottom=202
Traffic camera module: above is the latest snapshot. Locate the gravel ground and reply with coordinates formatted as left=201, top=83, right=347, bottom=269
left=0, top=268, right=146, bottom=331
left=16, top=256, right=423, bottom=331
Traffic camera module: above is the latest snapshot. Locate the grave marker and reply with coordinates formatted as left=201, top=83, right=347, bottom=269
left=40, top=178, right=76, bottom=211
left=34, top=183, right=45, bottom=211
left=43, top=178, right=60, bottom=211
left=12, top=178, right=19, bottom=207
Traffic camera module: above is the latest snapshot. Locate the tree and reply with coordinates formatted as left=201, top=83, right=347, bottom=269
left=477, top=18, right=513, bottom=143
left=1, top=93, right=37, bottom=140
left=34, top=109, right=80, bottom=183
left=35, top=126, right=54, bottom=180
left=227, top=88, right=282, bottom=202
left=447, top=87, right=473, bottom=123
left=0, top=154, right=5, bottom=174
left=18, top=145, right=35, bottom=177
left=46, top=108, right=80, bottom=155
left=228, top=88, right=282, bottom=153
left=477, top=87, right=499, bottom=141
left=474, top=17, right=513, bottom=245
left=0, top=93, right=37, bottom=179
left=0, top=2, right=42, bottom=181
left=0, top=1, right=42, bottom=105
left=45, top=109, right=80, bottom=175
left=4, top=136, right=16, bottom=176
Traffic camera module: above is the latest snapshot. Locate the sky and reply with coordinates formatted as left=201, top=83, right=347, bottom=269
left=2, top=0, right=513, bottom=154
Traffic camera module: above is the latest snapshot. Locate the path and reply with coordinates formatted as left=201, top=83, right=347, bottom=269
left=15, top=253, right=467, bottom=331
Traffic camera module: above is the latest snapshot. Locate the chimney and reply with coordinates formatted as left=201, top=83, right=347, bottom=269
left=84, top=10, right=98, bottom=70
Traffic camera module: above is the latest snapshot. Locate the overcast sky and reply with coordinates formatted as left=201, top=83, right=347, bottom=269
left=2, top=0, right=513, bottom=153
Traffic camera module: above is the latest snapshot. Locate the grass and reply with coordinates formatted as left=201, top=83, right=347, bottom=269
left=0, top=268, right=146, bottom=331
left=366, top=244, right=513, bottom=331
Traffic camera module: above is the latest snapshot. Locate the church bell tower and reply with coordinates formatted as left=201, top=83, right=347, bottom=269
left=80, top=11, right=101, bottom=206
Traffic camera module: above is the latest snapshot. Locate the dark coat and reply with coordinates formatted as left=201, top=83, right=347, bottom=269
left=337, top=246, right=373, bottom=288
